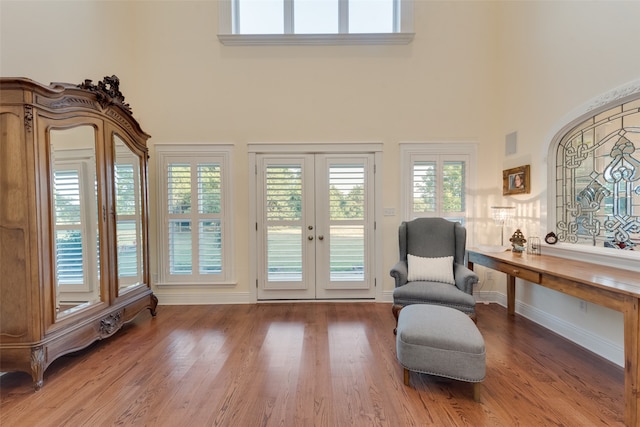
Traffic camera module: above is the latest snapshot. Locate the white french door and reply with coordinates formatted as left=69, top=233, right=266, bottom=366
left=256, top=153, right=375, bottom=300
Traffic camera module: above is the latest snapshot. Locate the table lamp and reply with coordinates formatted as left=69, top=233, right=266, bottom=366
left=491, top=206, right=515, bottom=246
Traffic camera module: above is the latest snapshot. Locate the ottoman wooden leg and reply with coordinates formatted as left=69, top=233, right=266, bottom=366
left=473, top=382, right=481, bottom=402
left=403, top=368, right=410, bottom=386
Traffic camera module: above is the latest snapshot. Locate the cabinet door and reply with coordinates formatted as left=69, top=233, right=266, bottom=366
left=112, top=133, right=147, bottom=294
left=48, top=123, right=104, bottom=320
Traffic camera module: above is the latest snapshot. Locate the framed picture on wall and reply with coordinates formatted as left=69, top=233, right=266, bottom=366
left=503, top=165, right=530, bottom=195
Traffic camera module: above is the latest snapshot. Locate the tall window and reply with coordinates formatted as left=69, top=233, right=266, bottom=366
left=554, top=98, right=640, bottom=250
left=218, top=0, right=414, bottom=45
left=156, top=145, right=233, bottom=285
left=400, top=143, right=476, bottom=226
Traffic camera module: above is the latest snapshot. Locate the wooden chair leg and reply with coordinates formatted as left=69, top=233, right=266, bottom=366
left=392, top=304, right=403, bottom=335
left=473, top=382, right=481, bottom=402
left=403, top=368, right=410, bottom=386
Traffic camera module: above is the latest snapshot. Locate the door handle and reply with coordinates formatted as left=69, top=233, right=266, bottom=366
left=308, top=235, right=314, bottom=241
left=318, top=235, right=324, bottom=241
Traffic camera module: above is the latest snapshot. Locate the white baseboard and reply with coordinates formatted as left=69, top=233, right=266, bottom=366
left=155, top=291, right=255, bottom=305
left=474, top=290, right=623, bottom=367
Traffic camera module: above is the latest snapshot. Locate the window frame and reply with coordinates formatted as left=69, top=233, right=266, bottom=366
left=155, top=144, right=234, bottom=286
left=400, top=142, right=477, bottom=236
left=217, top=0, right=414, bottom=46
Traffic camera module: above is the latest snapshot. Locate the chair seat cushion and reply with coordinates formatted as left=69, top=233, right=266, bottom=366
left=393, top=281, right=476, bottom=313
left=396, top=304, right=485, bottom=382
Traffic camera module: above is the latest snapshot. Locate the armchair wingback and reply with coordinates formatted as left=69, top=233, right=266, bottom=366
left=390, top=218, right=478, bottom=321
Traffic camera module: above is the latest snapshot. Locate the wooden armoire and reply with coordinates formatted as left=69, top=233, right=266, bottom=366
left=0, top=76, right=157, bottom=389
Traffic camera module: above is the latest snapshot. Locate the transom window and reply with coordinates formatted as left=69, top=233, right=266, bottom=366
left=555, top=98, right=640, bottom=250
left=236, top=0, right=396, bottom=34
left=218, top=0, right=414, bottom=45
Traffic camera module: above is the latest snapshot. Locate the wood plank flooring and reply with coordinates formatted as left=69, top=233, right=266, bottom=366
left=0, top=303, right=624, bottom=426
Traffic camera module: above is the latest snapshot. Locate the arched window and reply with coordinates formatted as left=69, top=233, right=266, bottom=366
left=554, top=92, right=640, bottom=250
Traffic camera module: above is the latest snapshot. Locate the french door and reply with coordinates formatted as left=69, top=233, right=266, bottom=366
left=256, top=153, right=375, bottom=300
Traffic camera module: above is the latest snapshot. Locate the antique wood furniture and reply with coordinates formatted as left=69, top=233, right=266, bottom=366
left=467, top=248, right=640, bottom=426
left=0, top=76, right=157, bottom=389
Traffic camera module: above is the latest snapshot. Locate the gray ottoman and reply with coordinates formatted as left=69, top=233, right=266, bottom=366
left=396, top=304, right=486, bottom=401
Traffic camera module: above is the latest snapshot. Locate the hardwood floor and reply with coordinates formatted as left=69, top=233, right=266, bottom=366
left=1, top=303, right=623, bottom=426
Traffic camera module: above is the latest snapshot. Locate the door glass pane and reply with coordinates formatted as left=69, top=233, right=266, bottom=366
left=349, top=0, right=394, bottom=33
left=50, top=126, right=101, bottom=319
left=329, top=164, right=365, bottom=281
left=295, top=0, right=338, bottom=34
left=329, top=164, right=364, bottom=220
left=267, top=226, right=302, bottom=281
left=238, top=0, right=284, bottom=34
left=330, top=225, right=363, bottom=281
left=266, top=164, right=303, bottom=281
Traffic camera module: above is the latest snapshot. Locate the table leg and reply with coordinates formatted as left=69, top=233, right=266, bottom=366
left=623, top=297, right=639, bottom=427
left=507, top=275, right=516, bottom=316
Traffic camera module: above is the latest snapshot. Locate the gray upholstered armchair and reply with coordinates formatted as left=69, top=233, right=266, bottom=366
left=390, top=217, right=478, bottom=323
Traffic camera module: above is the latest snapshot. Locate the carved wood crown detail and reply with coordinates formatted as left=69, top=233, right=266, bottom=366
left=77, top=75, right=132, bottom=114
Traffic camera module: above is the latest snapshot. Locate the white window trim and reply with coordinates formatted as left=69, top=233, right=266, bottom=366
left=400, top=142, right=477, bottom=244
left=543, top=78, right=640, bottom=272
left=155, top=143, right=236, bottom=287
left=217, top=0, right=414, bottom=46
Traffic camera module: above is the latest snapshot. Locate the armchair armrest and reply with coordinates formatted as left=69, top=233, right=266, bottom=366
left=390, top=261, right=408, bottom=288
left=454, top=263, right=479, bottom=294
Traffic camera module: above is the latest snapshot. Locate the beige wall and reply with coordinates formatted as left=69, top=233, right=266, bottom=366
left=2, top=1, right=639, bottom=364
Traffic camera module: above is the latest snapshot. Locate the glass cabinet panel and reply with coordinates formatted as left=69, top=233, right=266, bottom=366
left=114, top=134, right=145, bottom=291
left=50, top=126, right=102, bottom=319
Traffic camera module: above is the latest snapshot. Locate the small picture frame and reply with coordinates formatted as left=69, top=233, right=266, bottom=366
left=503, top=165, right=530, bottom=195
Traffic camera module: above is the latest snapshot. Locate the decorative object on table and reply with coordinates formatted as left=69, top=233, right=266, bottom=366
left=509, top=229, right=527, bottom=253
left=544, top=232, right=558, bottom=245
left=502, top=165, right=530, bottom=195
left=527, top=236, right=541, bottom=255
left=491, top=206, right=515, bottom=246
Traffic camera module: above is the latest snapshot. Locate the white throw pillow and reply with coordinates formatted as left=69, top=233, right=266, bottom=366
left=407, top=254, right=455, bottom=285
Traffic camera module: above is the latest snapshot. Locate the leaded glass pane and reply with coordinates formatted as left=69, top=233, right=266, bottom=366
left=556, top=101, right=640, bottom=250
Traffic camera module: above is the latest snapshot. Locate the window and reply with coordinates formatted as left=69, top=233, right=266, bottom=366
left=218, top=0, right=414, bottom=45
left=156, top=145, right=234, bottom=285
left=400, top=143, right=476, bottom=226
left=554, top=98, right=640, bottom=250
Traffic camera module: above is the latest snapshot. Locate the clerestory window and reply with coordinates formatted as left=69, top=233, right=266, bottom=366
left=554, top=97, right=640, bottom=250
left=217, top=0, right=414, bottom=45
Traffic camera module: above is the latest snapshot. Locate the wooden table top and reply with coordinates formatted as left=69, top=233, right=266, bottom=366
left=468, top=248, right=640, bottom=298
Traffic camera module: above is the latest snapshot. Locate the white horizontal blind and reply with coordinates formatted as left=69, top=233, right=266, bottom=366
left=53, top=169, right=84, bottom=284
left=115, top=163, right=140, bottom=278
left=165, top=159, right=226, bottom=280
left=265, top=164, right=303, bottom=281
left=197, top=164, right=222, bottom=274
left=409, top=155, right=468, bottom=225
left=328, top=163, right=365, bottom=281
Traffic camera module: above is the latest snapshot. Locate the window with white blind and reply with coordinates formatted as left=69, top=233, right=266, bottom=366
left=156, top=145, right=233, bottom=285
left=400, top=143, right=476, bottom=226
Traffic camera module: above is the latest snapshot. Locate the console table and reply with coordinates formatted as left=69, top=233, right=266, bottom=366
left=467, top=248, right=640, bottom=426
